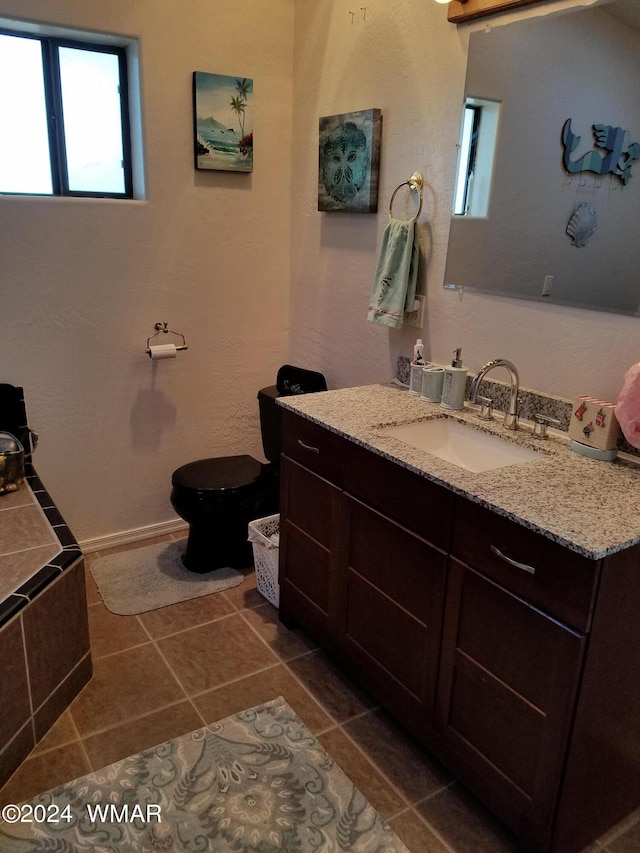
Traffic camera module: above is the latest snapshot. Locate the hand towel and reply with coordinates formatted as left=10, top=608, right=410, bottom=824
left=368, top=218, right=420, bottom=328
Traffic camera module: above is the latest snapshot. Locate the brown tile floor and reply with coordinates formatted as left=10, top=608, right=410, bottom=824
left=1, top=532, right=639, bottom=853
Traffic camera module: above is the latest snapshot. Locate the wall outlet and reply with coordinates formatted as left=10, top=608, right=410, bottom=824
left=405, top=294, right=425, bottom=327
left=542, top=275, right=553, bottom=296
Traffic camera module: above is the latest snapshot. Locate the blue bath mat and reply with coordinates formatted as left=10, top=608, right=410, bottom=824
left=90, top=540, right=243, bottom=615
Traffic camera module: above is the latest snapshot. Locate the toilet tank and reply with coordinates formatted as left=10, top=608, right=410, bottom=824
left=258, top=366, right=328, bottom=464
left=257, top=385, right=281, bottom=463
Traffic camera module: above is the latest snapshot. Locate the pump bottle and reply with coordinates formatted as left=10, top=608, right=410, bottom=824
left=440, top=348, right=468, bottom=410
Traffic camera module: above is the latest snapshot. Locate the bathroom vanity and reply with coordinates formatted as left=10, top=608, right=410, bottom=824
left=277, top=384, right=640, bottom=853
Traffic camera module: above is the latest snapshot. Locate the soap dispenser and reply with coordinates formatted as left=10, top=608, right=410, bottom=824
left=441, top=348, right=468, bottom=410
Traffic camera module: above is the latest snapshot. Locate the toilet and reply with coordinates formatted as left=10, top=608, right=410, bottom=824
left=170, top=365, right=327, bottom=573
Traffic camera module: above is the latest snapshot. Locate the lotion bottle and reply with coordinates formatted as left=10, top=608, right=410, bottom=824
left=440, top=348, right=468, bottom=410
left=409, top=338, right=426, bottom=394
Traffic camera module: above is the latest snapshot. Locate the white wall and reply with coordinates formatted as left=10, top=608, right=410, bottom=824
left=0, top=0, right=293, bottom=543
left=289, top=0, right=640, bottom=403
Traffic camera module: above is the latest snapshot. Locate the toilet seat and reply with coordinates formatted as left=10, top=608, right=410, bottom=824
left=170, top=455, right=267, bottom=572
left=172, top=455, right=264, bottom=499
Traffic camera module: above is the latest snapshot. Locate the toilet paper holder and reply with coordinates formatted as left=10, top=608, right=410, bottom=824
left=146, top=322, right=189, bottom=358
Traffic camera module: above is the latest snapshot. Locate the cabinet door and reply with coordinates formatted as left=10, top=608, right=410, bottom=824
left=338, top=494, right=447, bottom=740
left=279, top=456, right=341, bottom=646
left=436, top=559, right=586, bottom=843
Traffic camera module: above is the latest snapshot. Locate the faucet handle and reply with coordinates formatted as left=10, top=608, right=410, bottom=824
left=532, top=413, right=561, bottom=439
left=476, top=395, right=493, bottom=420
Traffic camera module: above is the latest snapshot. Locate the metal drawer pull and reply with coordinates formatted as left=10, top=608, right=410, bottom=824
left=490, top=545, right=536, bottom=575
left=298, top=439, right=320, bottom=454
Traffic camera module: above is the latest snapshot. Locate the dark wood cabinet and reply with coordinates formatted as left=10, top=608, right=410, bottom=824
left=278, top=408, right=640, bottom=853
left=338, top=494, right=447, bottom=739
left=436, top=558, right=586, bottom=847
left=279, top=456, right=341, bottom=646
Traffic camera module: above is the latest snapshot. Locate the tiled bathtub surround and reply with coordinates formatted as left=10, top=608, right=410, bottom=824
left=0, top=468, right=90, bottom=789
left=397, top=356, right=639, bottom=457
left=0, top=482, right=58, bottom=607
left=0, top=469, right=83, bottom=624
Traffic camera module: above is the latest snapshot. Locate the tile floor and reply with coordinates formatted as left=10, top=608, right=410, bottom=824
left=1, top=532, right=639, bottom=853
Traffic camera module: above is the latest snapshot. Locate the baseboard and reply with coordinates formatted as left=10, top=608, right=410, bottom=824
left=79, top=519, right=188, bottom=554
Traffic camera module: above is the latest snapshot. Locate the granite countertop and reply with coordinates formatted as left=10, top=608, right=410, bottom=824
left=277, top=383, right=640, bottom=560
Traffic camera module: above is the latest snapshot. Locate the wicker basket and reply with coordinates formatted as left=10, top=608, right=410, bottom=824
left=247, top=514, right=280, bottom=607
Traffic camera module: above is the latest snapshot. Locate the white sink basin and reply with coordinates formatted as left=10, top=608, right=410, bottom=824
left=380, top=418, right=540, bottom=473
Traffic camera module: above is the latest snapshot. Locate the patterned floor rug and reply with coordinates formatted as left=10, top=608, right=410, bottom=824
left=90, top=539, right=244, bottom=615
left=0, top=696, right=409, bottom=852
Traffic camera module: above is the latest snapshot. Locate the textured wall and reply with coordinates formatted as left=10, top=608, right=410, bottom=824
left=2, top=0, right=638, bottom=545
left=0, top=0, right=293, bottom=543
left=289, top=0, right=640, bottom=403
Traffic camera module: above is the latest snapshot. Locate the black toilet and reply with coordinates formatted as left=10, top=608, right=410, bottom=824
left=170, top=365, right=327, bottom=573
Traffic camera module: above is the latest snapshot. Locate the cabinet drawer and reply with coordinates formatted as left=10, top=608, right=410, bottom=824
left=344, top=440, right=454, bottom=550
left=281, top=410, right=345, bottom=485
left=452, top=499, right=600, bottom=632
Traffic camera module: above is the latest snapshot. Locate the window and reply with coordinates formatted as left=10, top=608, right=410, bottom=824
left=0, top=29, right=133, bottom=198
left=453, top=104, right=481, bottom=216
left=453, top=97, right=500, bottom=218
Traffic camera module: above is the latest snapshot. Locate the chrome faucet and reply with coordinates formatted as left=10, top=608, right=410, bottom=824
left=468, top=359, right=520, bottom=430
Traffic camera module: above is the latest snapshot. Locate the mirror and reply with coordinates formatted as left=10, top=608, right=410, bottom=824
left=444, top=1, right=640, bottom=316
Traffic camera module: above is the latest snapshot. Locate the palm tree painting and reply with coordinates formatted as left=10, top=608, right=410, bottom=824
left=193, top=72, right=253, bottom=172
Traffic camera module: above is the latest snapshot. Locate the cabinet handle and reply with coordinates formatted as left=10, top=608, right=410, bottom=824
left=297, top=439, right=320, bottom=454
left=490, top=545, right=536, bottom=575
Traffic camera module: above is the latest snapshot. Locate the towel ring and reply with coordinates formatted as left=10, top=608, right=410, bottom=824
left=388, top=171, right=423, bottom=222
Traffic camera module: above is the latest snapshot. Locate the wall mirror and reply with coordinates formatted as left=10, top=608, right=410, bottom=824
left=444, top=0, right=640, bottom=316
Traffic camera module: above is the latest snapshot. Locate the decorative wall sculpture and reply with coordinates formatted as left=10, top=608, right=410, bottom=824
left=562, top=119, right=640, bottom=186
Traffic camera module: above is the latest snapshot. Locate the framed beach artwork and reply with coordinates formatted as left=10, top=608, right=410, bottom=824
left=193, top=72, right=253, bottom=172
left=318, top=108, right=382, bottom=212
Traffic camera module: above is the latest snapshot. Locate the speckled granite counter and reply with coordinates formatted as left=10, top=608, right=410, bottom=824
left=277, top=383, right=640, bottom=560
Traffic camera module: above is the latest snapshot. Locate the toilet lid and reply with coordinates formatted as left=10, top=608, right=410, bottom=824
left=171, top=455, right=264, bottom=494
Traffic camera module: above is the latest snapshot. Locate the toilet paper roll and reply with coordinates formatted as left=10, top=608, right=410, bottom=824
left=148, top=344, right=177, bottom=360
